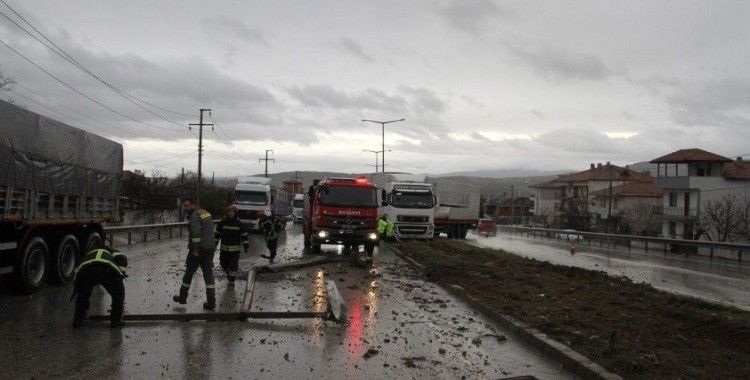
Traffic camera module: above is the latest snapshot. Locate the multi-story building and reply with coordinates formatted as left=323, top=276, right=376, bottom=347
left=483, top=196, right=534, bottom=225
left=588, top=181, right=663, bottom=234
left=531, top=162, right=653, bottom=229
left=650, top=149, right=750, bottom=240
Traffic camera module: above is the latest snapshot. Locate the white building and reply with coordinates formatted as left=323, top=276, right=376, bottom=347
left=651, top=149, right=750, bottom=240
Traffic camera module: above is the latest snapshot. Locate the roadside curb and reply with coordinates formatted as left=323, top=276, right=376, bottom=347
left=382, top=241, right=622, bottom=380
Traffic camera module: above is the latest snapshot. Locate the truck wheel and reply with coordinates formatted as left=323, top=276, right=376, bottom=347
left=364, top=243, right=375, bottom=256
left=460, top=226, right=469, bottom=239
left=82, top=232, right=102, bottom=257
left=50, top=234, right=79, bottom=284
left=15, top=236, right=49, bottom=293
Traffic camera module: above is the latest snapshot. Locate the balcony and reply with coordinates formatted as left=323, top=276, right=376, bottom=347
left=663, top=206, right=697, bottom=219
left=655, top=177, right=690, bottom=189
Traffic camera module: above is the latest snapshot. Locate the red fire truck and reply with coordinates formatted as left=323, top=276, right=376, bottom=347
left=303, top=177, right=381, bottom=256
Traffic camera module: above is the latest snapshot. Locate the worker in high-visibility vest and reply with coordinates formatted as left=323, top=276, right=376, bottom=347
left=71, top=247, right=128, bottom=328
left=173, top=198, right=216, bottom=310
left=215, top=205, right=249, bottom=283
left=258, top=210, right=279, bottom=263
left=377, top=216, right=394, bottom=239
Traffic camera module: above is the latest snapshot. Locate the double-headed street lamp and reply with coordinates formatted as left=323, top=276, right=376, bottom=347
left=362, top=149, right=391, bottom=172
left=361, top=118, right=405, bottom=173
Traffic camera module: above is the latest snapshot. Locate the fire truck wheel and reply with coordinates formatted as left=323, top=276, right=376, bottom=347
left=364, top=243, right=375, bottom=256
left=50, top=234, right=79, bottom=284
left=310, top=238, right=321, bottom=255
left=15, top=236, right=49, bottom=293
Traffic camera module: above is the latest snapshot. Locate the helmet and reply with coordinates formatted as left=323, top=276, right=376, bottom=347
left=227, top=205, right=238, bottom=213
left=113, top=254, right=128, bottom=269
left=256, top=209, right=266, bottom=218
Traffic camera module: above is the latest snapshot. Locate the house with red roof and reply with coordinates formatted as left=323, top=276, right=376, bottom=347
left=530, top=162, right=654, bottom=229
left=651, top=148, right=750, bottom=240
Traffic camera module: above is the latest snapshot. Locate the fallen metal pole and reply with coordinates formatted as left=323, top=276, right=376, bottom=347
left=241, top=266, right=258, bottom=314
left=89, top=311, right=330, bottom=322
left=256, top=255, right=336, bottom=273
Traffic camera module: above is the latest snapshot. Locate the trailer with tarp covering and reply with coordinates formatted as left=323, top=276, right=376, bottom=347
left=0, top=99, right=123, bottom=292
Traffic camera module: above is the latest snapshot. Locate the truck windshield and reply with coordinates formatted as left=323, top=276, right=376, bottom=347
left=235, top=191, right=268, bottom=205
left=391, top=191, right=434, bottom=209
left=319, top=186, right=377, bottom=207
left=292, top=200, right=304, bottom=208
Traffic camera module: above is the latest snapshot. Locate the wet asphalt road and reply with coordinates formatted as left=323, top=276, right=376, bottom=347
left=468, top=231, right=750, bottom=310
left=0, top=225, right=574, bottom=379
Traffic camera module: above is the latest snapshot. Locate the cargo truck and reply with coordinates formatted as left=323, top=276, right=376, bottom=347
left=431, top=179, right=481, bottom=238
left=370, top=173, right=435, bottom=239
left=291, top=193, right=304, bottom=223
left=233, top=176, right=273, bottom=230
left=0, top=100, right=122, bottom=292
left=303, top=177, right=380, bottom=255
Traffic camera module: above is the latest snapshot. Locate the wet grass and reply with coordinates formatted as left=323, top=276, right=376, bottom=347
left=401, top=239, right=750, bottom=379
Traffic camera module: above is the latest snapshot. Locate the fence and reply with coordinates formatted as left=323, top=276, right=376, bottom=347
left=497, top=225, right=749, bottom=262
left=103, top=222, right=187, bottom=247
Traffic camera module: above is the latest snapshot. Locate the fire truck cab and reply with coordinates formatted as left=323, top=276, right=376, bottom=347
left=303, top=177, right=381, bottom=255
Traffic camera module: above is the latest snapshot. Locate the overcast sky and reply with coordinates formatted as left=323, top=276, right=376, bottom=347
left=1, top=1, right=749, bottom=177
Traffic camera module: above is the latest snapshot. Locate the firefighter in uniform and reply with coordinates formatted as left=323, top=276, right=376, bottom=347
left=215, top=205, right=249, bottom=283
left=173, top=198, right=217, bottom=310
left=258, top=210, right=279, bottom=263
left=71, top=247, right=128, bottom=328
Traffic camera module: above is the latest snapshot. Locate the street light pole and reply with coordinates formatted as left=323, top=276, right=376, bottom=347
left=362, top=118, right=405, bottom=173
left=362, top=149, right=391, bottom=173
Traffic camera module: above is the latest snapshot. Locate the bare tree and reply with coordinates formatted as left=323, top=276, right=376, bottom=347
left=618, top=201, right=662, bottom=236
left=0, top=66, right=15, bottom=92
left=696, top=193, right=748, bottom=242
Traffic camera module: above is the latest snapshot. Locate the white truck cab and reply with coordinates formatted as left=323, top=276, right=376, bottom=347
left=371, top=173, right=436, bottom=239
left=291, top=193, right=304, bottom=223
left=234, top=176, right=272, bottom=230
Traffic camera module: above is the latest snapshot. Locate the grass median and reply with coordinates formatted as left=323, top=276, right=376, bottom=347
left=399, top=239, right=750, bottom=379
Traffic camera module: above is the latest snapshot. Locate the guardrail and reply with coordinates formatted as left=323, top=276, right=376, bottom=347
left=497, top=225, right=749, bottom=262
left=103, top=222, right=187, bottom=247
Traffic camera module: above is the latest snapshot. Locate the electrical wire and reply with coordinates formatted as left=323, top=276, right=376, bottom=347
left=0, top=38, right=184, bottom=132
left=0, top=1, right=193, bottom=123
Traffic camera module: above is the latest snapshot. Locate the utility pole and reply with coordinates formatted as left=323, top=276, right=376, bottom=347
left=510, top=184, right=515, bottom=225
left=189, top=108, right=213, bottom=205
left=211, top=172, right=215, bottom=187
left=258, top=149, right=275, bottom=178
left=179, top=167, right=185, bottom=220
left=607, top=164, right=614, bottom=233
left=362, top=118, right=404, bottom=173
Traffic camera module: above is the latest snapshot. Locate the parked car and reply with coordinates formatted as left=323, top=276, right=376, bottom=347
left=477, top=218, right=497, bottom=237
left=558, top=229, right=584, bottom=241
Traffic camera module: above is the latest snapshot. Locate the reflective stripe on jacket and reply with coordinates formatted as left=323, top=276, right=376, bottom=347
left=74, top=249, right=125, bottom=281
left=215, top=215, right=248, bottom=252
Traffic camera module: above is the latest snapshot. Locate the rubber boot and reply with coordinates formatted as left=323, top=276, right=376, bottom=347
left=173, top=285, right=188, bottom=304
left=203, top=288, right=216, bottom=310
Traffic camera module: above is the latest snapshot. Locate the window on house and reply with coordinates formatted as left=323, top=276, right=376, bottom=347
left=669, top=222, right=676, bottom=236
left=697, top=167, right=705, bottom=176
left=668, top=192, right=677, bottom=207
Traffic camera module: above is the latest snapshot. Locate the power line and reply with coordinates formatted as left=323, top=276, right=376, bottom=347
left=0, top=1, right=193, bottom=125
left=0, top=37, right=183, bottom=132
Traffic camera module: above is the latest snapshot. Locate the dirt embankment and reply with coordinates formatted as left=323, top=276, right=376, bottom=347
left=400, top=239, right=750, bottom=379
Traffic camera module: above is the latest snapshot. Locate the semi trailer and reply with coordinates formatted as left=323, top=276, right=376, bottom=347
left=0, top=99, right=122, bottom=292
left=431, top=179, right=481, bottom=238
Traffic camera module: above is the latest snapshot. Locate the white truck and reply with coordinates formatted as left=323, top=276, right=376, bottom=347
left=371, top=173, right=436, bottom=239
left=233, top=176, right=272, bottom=230
left=431, top=178, right=481, bottom=239
left=291, top=193, right=304, bottom=223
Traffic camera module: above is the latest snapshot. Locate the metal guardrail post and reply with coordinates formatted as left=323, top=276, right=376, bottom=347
left=128, top=232, right=132, bottom=245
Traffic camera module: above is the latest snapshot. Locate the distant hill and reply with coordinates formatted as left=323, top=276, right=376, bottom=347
left=433, top=168, right=568, bottom=179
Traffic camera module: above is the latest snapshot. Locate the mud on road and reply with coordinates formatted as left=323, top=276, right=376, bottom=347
left=0, top=226, right=573, bottom=379
left=400, top=239, right=750, bottom=379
